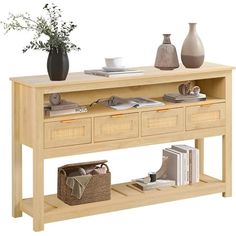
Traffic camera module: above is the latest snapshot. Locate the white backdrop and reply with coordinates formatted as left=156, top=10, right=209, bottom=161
left=0, top=0, right=235, bottom=235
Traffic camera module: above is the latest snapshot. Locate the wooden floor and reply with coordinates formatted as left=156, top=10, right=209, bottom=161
left=22, top=175, right=225, bottom=224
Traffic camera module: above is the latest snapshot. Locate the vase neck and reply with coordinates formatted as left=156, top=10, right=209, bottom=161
left=188, top=23, right=197, bottom=34
left=163, top=34, right=171, bottom=44
left=50, top=46, right=67, bottom=54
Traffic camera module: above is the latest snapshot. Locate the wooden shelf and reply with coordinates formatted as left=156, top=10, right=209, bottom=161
left=12, top=62, right=232, bottom=231
left=44, top=97, right=225, bottom=122
left=22, top=175, right=225, bottom=224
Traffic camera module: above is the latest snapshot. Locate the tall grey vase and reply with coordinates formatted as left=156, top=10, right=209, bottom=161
left=181, top=23, right=204, bottom=68
left=154, top=34, right=179, bottom=70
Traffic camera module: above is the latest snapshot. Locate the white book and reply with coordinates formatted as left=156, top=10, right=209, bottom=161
left=167, top=148, right=189, bottom=185
left=163, top=93, right=206, bottom=103
left=163, top=149, right=182, bottom=186
left=171, top=145, right=199, bottom=183
left=84, top=69, right=144, bottom=77
left=134, top=179, right=175, bottom=191
left=45, top=106, right=88, bottom=117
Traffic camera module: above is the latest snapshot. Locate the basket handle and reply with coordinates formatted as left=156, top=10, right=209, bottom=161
left=101, top=163, right=110, bottom=173
left=59, top=168, right=67, bottom=176
left=60, top=160, right=108, bottom=169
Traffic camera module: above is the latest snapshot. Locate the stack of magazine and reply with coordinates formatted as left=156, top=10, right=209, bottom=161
left=163, top=145, right=200, bottom=186
left=44, top=100, right=87, bottom=117
left=163, top=93, right=206, bottom=103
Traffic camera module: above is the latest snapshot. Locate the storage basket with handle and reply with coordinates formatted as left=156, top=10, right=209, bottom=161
left=57, top=160, right=111, bottom=205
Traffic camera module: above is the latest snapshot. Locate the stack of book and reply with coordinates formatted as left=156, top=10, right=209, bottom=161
left=163, top=93, right=206, bottom=103
left=44, top=100, right=88, bottom=117
left=84, top=69, right=144, bottom=77
left=133, top=145, right=199, bottom=190
left=163, top=145, right=200, bottom=186
left=134, top=179, right=176, bottom=191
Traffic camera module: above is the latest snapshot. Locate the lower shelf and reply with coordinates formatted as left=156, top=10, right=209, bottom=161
left=22, top=175, right=225, bottom=224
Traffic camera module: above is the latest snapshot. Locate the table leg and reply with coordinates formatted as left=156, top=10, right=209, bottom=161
left=32, top=89, right=45, bottom=231
left=12, top=82, right=22, bottom=218
left=12, top=139, right=22, bottom=217
left=33, top=152, right=44, bottom=231
left=222, top=73, right=232, bottom=197
left=195, top=138, right=204, bottom=175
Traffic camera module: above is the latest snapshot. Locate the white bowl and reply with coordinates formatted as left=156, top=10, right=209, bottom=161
left=105, top=57, right=124, bottom=68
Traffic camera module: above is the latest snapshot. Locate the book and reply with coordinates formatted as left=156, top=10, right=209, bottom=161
left=166, top=148, right=189, bottom=185
left=100, top=96, right=165, bottom=110
left=134, top=179, right=175, bottom=191
left=165, top=148, right=189, bottom=185
left=50, top=100, right=79, bottom=111
left=84, top=69, right=144, bottom=77
left=130, top=97, right=165, bottom=108
left=163, top=149, right=182, bottom=186
left=163, top=93, right=206, bottom=103
left=171, top=145, right=199, bottom=183
left=45, top=106, right=88, bottom=117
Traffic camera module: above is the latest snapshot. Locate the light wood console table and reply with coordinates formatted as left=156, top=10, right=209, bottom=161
left=11, top=62, right=233, bottom=231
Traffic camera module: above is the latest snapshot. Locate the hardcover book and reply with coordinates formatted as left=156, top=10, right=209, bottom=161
left=45, top=106, right=88, bottom=117
left=134, top=179, right=175, bottom=191
left=163, top=149, right=182, bottom=186
left=84, top=69, right=144, bottom=77
left=163, top=93, right=206, bottom=103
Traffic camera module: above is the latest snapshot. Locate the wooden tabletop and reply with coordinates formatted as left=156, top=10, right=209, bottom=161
left=10, top=62, right=233, bottom=88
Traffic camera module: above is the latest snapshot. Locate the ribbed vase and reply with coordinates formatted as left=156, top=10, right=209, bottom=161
left=47, top=47, right=69, bottom=81
left=154, top=34, right=179, bottom=70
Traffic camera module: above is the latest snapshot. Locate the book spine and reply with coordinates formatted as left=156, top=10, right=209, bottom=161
left=190, top=148, right=200, bottom=183
left=189, top=150, right=193, bottom=184
left=51, top=104, right=78, bottom=111
left=195, top=149, right=200, bottom=183
left=179, top=154, right=182, bottom=186
left=181, top=154, right=189, bottom=185
left=185, top=154, right=189, bottom=185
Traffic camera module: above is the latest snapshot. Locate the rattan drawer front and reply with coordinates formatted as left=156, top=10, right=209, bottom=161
left=44, top=118, right=92, bottom=148
left=141, top=108, right=184, bottom=136
left=186, top=102, right=225, bottom=130
left=94, top=113, right=139, bottom=142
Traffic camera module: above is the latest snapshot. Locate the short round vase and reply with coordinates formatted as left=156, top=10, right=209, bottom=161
left=181, top=23, right=204, bottom=68
left=47, top=47, right=69, bottom=81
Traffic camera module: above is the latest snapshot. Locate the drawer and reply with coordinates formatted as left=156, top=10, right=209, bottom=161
left=141, top=108, right=184, bottom=136
left=186, top=103, right=225, bottom=130
left=94, top=113, right=139, bottom=142
left=44, top=118, right=92, bottom=148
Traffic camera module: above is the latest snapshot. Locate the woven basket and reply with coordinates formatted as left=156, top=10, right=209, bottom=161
left=57, top=160, right=111, bottom=205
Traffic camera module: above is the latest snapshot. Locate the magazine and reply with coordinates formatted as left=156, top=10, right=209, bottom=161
left=99, top=96, right=165, bottom=110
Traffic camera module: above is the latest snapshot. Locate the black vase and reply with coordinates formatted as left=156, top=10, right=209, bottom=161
left=47, top=47, right=69, bottom=81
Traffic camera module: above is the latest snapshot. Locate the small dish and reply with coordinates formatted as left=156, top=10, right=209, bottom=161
left=102, top=66, right=126, bottom=72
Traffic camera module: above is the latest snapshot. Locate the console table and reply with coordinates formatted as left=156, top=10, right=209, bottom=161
left=11, top=62, right=233, bottom=231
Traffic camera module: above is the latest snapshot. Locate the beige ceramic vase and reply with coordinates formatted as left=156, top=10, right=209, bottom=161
left=181, top=23, right=204, bottom=68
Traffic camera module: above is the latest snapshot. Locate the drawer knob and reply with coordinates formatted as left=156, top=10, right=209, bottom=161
left=200, top=104, right=211, bottom=108
left=156, top=109, right=169, bottom=113
left=60, top=119, right=77, bottom=123
left=110, top=114, right=125, bottom=118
